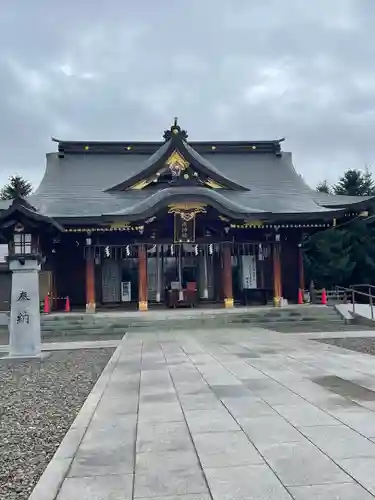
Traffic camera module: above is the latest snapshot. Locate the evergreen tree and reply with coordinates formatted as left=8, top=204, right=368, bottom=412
left=304, top=228, right=355, bottom=288
left=0, top=175, right=33, bottom=200
left=333, top=168, right=375, bottom=196
left=346, top=219, right=375, bottom=285
left=316, top=180, right=331, bottom=193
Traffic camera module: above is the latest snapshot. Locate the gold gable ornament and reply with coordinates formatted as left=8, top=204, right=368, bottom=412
left=166, top=150, right=189, bottom=177
left=168, top=203, right=207, bottom=221
left=205, top=178, right=224, bottom=189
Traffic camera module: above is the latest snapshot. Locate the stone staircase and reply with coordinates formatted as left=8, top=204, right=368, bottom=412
left=40, top=305, right=350, bottom=338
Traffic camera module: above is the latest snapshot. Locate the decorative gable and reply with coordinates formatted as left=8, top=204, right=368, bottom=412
left=166, top=150, right=189, bottom=175
left=106, top=119, right=248, bottom=193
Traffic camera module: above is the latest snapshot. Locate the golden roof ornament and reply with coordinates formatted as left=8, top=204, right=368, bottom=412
left=163, top=117, right=188, bottom=141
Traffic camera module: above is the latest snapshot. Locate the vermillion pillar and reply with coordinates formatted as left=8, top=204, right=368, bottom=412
left=273, top=242, right=282, bottom=307
left=85, top=250, right=96, bottom=313
left=222, top=244, right=234, bottom=308
left=298, top=243, right=305, bottom=292
left=138, top=244, right=148, bottom=311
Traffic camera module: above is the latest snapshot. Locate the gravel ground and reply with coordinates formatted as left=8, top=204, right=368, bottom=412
left=317, top=336, right=375, bottom=355
left=0, top=348, right=115, bottom=500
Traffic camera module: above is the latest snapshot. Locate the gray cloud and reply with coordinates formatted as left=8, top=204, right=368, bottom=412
left=0, top=0, right=374, bottom=190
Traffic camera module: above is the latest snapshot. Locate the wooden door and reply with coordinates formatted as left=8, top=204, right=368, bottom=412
left=102, top=260, right=120, bottom=303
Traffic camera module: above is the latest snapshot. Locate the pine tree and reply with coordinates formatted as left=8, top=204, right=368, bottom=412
left=0, top=175, right=33, bottom=200
left=316, top=180, right=331, bottom=193
left=304, top=228, right=354, bottom=288
left=347, top=219, right=375, bottom=285
left=333, top=168, right=375, bottom=196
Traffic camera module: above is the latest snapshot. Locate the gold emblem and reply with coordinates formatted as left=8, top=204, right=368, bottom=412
left=168, top=203, right=207, bottom=221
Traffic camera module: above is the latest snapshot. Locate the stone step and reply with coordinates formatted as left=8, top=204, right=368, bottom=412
left=41, top=315, right=340, bottom=327
left=41, top=314, right=342, bottom=327
left=41, top=317, right=344, bottom=334
left=41, top=306, right=340, bottom=323
left=40, top=306, right=343, bottom=336
left=41, top=314, right=341, bottom=328
left=40, top=319, right=348, bottom=338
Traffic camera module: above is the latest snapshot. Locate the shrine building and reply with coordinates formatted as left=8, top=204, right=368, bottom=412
left=0, top=119, right=373, bottom=312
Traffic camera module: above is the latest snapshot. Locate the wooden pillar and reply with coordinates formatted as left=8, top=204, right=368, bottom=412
left=273, top=242, right=282, bottom=306
left=298, top=244, right=305, bottom=291
left=156, top=244, right=162, bottom=303
left=222, top=244, right=234, bottom=308
left=85, top=249, right=96, bottom=313
left=138, top=244, right=148, bottom=311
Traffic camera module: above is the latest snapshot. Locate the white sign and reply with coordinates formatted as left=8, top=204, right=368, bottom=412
left=241, top=255, right=257, bottom=289
left=121, top=281, right=131, bottom=302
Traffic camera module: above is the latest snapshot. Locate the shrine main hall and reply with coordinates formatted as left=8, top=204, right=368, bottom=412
left=0, top=120, right=373, bottom=312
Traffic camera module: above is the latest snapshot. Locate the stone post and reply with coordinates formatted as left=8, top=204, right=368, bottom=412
left=8, top=258, right=41, bottom=358
left=0, top=197, right=63, bottom=358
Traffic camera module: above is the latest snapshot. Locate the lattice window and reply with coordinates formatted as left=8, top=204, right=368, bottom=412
left=13, top=233, right=32, bottom=254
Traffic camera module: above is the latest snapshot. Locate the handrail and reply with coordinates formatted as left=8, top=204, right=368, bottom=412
left=351, top=284, right=375, bottom=290
left=335, top=285, right=374, bottom=319
left=335, top=285, right=372, bottom=298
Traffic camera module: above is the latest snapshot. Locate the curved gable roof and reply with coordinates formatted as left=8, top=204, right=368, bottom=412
left=24, top=120, right=375, bottom=220
left=102, top=187, right=269, bottom=221
left=106, top=123, right=248, bottom=192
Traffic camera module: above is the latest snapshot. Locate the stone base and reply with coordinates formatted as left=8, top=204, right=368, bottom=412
left=224, top=298, right=234, bottom=308
left=138, top=300, right=148, bottom=312
left=86, top=302, right=96, bottom=313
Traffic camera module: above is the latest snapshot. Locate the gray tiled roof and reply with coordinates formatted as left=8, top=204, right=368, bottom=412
left=9, top=148, right=374, bottom=219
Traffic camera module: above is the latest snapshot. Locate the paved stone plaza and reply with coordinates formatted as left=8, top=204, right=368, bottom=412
left=48, top=327, right=375, bottom=499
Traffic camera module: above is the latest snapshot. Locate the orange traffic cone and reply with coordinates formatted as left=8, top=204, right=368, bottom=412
left=64, top=296, right=71, bottom=313
left=298, top=288, right=303, bottom=304
left=321, top=288, right=327, bottom=305
left=43, top=294, right=50, bottom=314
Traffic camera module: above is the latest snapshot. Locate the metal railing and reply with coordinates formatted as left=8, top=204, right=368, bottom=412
left=314, top=288, right=347, bottom=303
left=335, top=284, right=375, bottom=320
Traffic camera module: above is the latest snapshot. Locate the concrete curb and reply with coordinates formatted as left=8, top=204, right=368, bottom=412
left=333, top=304, right=354, bottom=323
left=27, top=337, right=125, bottom=500
left=0, top=339, right=121, bottom=353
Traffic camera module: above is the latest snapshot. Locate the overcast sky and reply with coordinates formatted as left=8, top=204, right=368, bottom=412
left=0, top=0, right=374, bottom=191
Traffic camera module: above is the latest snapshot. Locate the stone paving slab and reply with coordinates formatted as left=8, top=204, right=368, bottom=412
left=288, top=482, right=375, bottom=500
left=57, top=474, right=133, bottom=500
left=29, top=327, right=375, bottom=499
